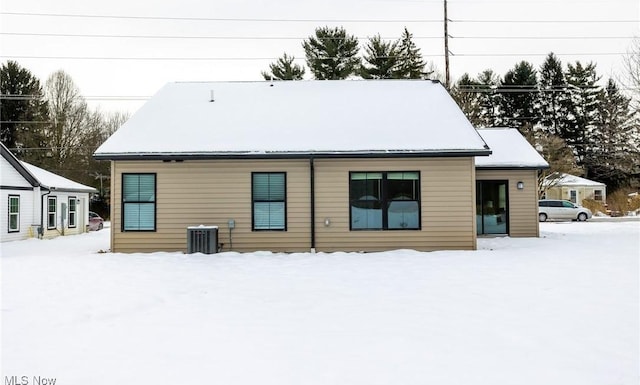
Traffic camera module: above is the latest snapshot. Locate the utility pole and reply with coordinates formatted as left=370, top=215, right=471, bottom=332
left=444, top=0, right=450, bottom=89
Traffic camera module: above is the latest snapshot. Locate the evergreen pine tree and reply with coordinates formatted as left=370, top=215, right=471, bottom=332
left=564, top=61, right=603, bottom=169
left=450, top=73, right=483, bottom=126
left=261, top=53, right=305, bottom=80
left=475, top=69, right=501, bottom=127
left=498, top=61, right=539, bottom=136
left=396, top=28, right=426, bottom=79
left=359, top=35, right=400, bottom=79
left=587, top=79, right=639, bottom=189
left=0, top=61, right=49, bottom=156
left=538, top=53, right=571, bottom=136
left=302, top=26, right=360, bottom=80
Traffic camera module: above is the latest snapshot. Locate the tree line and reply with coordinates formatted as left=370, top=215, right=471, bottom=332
left=264, top=26, right=639, bottom=192
left=2, top=28, right=638, bottom=205
left=450, top=54, right=639, bottom=192
left=262, top=26, right=437, bottom=81
left=1, top=61, right=127, bottom=215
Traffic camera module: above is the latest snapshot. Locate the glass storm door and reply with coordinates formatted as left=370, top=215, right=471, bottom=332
left=476, top=180, right=508, bottom=235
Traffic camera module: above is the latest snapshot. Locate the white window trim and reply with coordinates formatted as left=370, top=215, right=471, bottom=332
left=8, top=195, right=20, bottom=233
left=68, top=196, right=77, bottom=228
left=48, top=196, right=57, bottom=230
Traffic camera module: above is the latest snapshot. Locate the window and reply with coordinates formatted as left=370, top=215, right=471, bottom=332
left=122, top=173, right=156, bottom=231
left=68, top=197, right=77, bottom=228
left=594, top=190, right=603, bottom=201
left=252, top=172, right=286, bottom=230
left=48, top=197, right=57, bottom=229
left=350, top=171, right=420, bottom=230
left=8, top=195, right=19, bottom=232
left=569, top=190, right=577, bottom=203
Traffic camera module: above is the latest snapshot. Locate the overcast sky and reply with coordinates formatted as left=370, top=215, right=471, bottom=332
left=1, top=0, right=638, bottom=114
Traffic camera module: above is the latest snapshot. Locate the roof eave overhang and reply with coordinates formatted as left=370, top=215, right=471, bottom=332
left=94, top=149, right=492, bottom=161
left=475, top=165, right=550, bottom=171
left=44, top=185, right=98, bottom=194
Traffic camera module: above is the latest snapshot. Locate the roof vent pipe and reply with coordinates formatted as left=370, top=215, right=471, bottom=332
left=209, top=90, right=215, bottom=102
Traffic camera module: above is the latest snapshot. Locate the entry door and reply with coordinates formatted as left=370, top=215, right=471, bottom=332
left=569, top=190, right=577, bottom=203
left=476, top=180, right=508, bottom=235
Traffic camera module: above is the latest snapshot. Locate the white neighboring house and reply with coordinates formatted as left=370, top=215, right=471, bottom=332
left=1, top=142, right=97, bottom=242
left=543, top=173, right=607, bottom=204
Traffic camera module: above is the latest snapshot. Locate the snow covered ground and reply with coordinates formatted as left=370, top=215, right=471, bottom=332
left=2, top=221, right=639, bottom=385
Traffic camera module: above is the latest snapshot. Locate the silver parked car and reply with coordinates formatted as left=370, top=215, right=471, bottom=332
left=538, top=199, right=592, bottom=222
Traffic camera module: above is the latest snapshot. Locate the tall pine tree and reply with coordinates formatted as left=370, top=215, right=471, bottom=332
left=475, top=69, right=502, bottom=127
left=451, top=73, right=483, bottom=126
left=261, top=53, right=305, bottom=80
left=538, top=53, right=571, bottom=136
left=0, top=61, right=49, bottom=156
left=498, top=61, right=539, bottom=136
left=587, top=79, right=639, bottom=189
left=302, top=26, right=360, bottom=80
left=359, top=35, right=400, bottom=79
left=564, top=61, right=603, bottom=169
left=396, top=28, right=426, bottom=79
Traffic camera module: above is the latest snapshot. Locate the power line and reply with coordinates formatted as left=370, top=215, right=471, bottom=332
left=1, top=11, right=637, bottom=24
left=0, top=52, right=627, bottom=61
left=2, top=31, right=633, bottom=41
left=0, top=54, right=445, bottom=60
left=0, top=94, right=149, bottom=100
left=450, top=35, right=634, bottom=40
left=0, top=32, right=444, bottom=40
left=0, top=11, right=442, bottom=23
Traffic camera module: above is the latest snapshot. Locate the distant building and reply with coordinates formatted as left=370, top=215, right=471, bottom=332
left=1, top=142, right=96, bottom=242
left=543, top=173, right=606, bottom=204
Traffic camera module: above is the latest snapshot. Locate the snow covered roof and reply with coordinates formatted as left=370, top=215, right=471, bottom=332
left=94, top=80, right=491, bottom=159
left=544, top=173, right=606, bottom=187
left=21, top=162, right=97, bottom=193
left=1, top=142, right=39, bottom=187
left=475, top=128, right=549, bottom=169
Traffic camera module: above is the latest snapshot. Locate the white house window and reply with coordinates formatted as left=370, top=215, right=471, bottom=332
left=8, top=195, right=19, bottom=233
left=594, top=190, right=603, bottom=201
left=47, top=197, right=57, bottom=229
left=350, top=171, right=420, bottom=230
left=122, top=173, right=156, bottom=231
left=569, top=190, right=577, bottom=203
left=252, top=172, right=286, bottom=231
left=68, top=197, right=77, bottom=228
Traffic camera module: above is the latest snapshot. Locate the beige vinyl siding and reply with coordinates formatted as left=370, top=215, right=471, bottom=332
left=476, top=169, right=539, bottom=237
left=111, top=157, right=477, bottom=253
left=314, top=157, right=476, bottom=252
left=111, top=159, right=311, bottom=253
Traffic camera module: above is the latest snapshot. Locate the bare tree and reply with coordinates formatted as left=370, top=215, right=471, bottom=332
left=622, top=37, right=640, bottom=112
left=535, top=132, right=583, bottom=198
left=43, top=70, right=90, bottom=175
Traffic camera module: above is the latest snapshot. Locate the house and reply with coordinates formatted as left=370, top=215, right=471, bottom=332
left=1, top=142, right=97, bottom=242
left=543, top=173, right=606, bottom=204
left=475, top=128, right=549, bottom=237
left=94, top=80, right=546, bottom=253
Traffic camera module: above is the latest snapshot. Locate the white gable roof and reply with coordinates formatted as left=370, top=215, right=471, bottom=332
left=545, top=173, right=606, bottom=187
left=95, top=80, right=490, bottom=159
left=475, top=128, right=549, bottom=169
left=21, top=162, right=97, bottom=193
